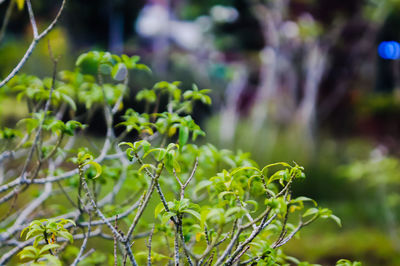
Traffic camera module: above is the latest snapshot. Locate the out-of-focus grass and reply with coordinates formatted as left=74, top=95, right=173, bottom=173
left=0, top=96, right=28, bottom=126
left=284, top=222, right=400, bottom=266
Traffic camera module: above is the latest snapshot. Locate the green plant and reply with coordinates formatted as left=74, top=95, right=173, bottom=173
left=0, top=50, right=353, bottom=265
left=18, top=218, right=74, bottom=265
left=336, top=259, right=362, bottom=266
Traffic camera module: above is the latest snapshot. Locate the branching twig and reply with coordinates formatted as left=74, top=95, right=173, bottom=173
left=0, top=0, right=67, bottom=88
left=179, top=157, right=198, bottom=200
left=72, top=212, right=92, bottom=266
left=223, top=214, right=277, bottom=265
left=126, top=164, right=163, bottom=243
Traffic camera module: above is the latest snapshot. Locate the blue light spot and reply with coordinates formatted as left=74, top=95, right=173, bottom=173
left=378, top=41, right=400, bottom=60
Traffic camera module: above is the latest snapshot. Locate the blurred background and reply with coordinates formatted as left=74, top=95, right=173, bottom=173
left=1, top=0, right=400, bottom=265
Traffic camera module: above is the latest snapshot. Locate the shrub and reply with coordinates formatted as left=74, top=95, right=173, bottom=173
left=0, top=50, right=352, bottom=265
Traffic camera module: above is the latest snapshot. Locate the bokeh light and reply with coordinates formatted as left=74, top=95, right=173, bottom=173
left=378, top=41, right=400, bottom=60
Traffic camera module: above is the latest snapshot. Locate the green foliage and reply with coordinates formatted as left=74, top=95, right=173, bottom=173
left=0, top=50, right=356, bottom=265
left=76, top=51, right=150, bottom=77
left=18, top=219, right=75, bottom=265
left=18, top=246, right=62, bottom=266
left=72, top=151, right=102, bottom=179
left=336, top=259, right=362, bottom=266
left=118, top=109, right=153, bottom=135
left=0, top=127, right=21, bottom=140
left=20, top=218, right=75, bottom=247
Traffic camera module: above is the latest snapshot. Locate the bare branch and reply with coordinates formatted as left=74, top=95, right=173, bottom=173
left=173, top=168, right=183, bottom=186
left=114, top=216, right=119, bottom=266
left=78, top=248, right=95, bottom=262
left=185, top=157, right=198, bottom=188
left=223, top=214, right=277, bottom=265
left=72, top=213, right=92, bottom=266
left=180, top=157, right=198, bottom=200
left=232, top=245, right=250, bottom=264
left=26, top=0, right=38, bottom=38
left=147, top=224, right=155, bottom=266
left=0, top=182, right=52, bottom=241
left=80, top=173, right=124, bottom=242
left=126, top=164, right=163, bottom=242
left=112, top=71, right=129, bottom=115
left=0, top=0, right=67, bottom=88
left=174, top=224, right=180, bottom=266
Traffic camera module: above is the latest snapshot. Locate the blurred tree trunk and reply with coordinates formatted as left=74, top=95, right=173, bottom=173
left=108, top=0, right=124, bottom=54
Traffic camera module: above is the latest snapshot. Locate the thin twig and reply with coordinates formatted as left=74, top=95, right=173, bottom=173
left=232, top=245, right=250, bottom=264
left=0, top=0, right=67, bottom=88
left=147, top=224, right=155, bottom=266
left=223, top=214, right=277, bottom=265
left=114, top=216, right=119, bottom=266
left=26, top=0, right=38, bottom=38
left=174, top=223, right=180, bottom=266
left=126, top=164, right=163, bottom=242
left=79, top=173, right=123, bottom=241
left=79, top=248, right=95, bottom=262
left=72, top=212, right=92, bottom=266
left=180, top=157, right=198, bottom=200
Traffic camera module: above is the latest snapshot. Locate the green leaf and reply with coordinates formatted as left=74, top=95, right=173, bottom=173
left=141, top=141, right=152, bottom=153
left=119, top=142, right=134, bottom=149
left=57, top=230, right=74, bottom=243
left=173, top=159, right=181, bottom=173
left=99, top=64, right=112, bottom=75
left=336, top=259, right=362, bottom=266
left=218, top=191, right=235, bottom=200
left=41, top=254, right=62, bottom=266
left=179, top=126, right=189, bottom=147
left=139, top=164, right=157, bottom=174
left=261, top=162, right=291, bottom=176
left=19, top=246, right=38, bottom=260
left=19, top=252, right=37, bottom=260
left=328, top=214, right=342, bottom=227
left=39, top=244, right=60, bottom=255
left=230, top=166, right=260, bottom=176
left=157, top=149, right=167, bottom=161
left=225, top=207, right=246, bottom=219
left=244, top=200, right=258, bottom=213
left=61, top=94, right=77, bottom=111
left=136, top=89, right=156, bottom=103
left=247, top=174, right=260, bottom=189
left=20, top=226, right=30, bottom=239
left=303, top=208, right=319, bottom=217
left=83, top=161, right=102, bottom=179
left=26, top=228, right=43, bottom=240
left=161, top=212, right=175, bottom=224
left=59, top=218, right=76, bottom=226
left=268, top=169, right=289, bottom=185
left=181, top=209, right=201, bottom=221
left=134, top=64, right=152, bottom=73
left=121, top=54, right=133, bottom=68
left=111, top=63, right=128, bottom=81
left=154, top=203, right=165, bottom=218
left=33, top=235, right=44, bottom=247
left=76, top=52, right=100, bottom=75
left=194, top=180, right=212, bottom=196
left=292, top=196, right=317, bottom=207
